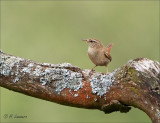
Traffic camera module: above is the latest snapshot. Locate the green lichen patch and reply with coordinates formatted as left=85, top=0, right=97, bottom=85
left=130, top=87, right=140, bottom=95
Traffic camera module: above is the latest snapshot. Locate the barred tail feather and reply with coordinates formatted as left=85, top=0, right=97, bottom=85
left=106, top=43, right=114, bottom=53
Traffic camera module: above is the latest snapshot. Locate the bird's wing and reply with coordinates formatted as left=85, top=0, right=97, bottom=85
left=104, top=43, right=114, bottom=62
left=104, top=50, right=112, bottom=62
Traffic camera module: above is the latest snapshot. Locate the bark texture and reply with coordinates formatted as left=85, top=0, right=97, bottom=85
left=0, top=50, right=160, bottom=123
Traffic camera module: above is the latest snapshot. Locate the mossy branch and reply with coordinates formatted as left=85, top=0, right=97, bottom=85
left=0, top=50, right=160, bottom=123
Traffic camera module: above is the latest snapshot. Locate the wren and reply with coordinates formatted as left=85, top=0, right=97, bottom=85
left=83, top=38, right=113, bottom=74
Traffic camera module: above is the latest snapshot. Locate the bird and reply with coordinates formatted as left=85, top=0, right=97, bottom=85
left=83, top=38, right=113, bottom=74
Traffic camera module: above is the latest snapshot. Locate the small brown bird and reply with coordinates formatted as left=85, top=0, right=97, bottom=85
left=83, top=38, right=113, bottom=74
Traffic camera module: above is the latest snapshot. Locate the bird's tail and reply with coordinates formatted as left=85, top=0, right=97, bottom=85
left=106, top=43, right=114, bottom=53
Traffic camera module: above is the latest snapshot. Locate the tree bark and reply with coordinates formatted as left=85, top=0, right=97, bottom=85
left=0, top=50, right=160, bottom=123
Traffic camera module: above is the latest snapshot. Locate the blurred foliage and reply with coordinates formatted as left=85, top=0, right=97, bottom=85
left=1, top=1, right=159, bottom=123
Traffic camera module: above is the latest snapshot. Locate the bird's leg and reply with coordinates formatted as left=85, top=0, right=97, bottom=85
left=91, top=65, right=97, bottom=71
left=106, top=65, right=110, bottom=75
left=106, top=67, right=108, bottom=74
left=89, top=65, right=97, bottom=76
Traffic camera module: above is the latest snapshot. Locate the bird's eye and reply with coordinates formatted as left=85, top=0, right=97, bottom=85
left=90, top=40, right=96, bottom=42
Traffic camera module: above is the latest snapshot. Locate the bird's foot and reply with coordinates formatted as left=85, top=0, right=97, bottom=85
left=89, top=69, right=95, bottom=76
left=106, top=72, right=110, bottom=75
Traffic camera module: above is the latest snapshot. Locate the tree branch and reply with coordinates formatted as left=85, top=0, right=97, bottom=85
left=0, top=50, right=160, bottom=123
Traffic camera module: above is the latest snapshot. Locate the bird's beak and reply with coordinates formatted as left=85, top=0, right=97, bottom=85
left=82, top=39, right=88, bottom=42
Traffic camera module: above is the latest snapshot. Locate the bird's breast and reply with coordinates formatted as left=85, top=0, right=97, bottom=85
left=88, top=47, right=109, bottom=66
left=88, top=47, right=95, bottom=56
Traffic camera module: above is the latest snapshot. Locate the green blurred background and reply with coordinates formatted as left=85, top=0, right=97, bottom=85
left=0, top=0, right=159, bottom=123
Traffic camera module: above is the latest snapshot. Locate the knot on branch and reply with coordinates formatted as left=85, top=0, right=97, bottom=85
left=101, top=100, right=131, bottom=114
